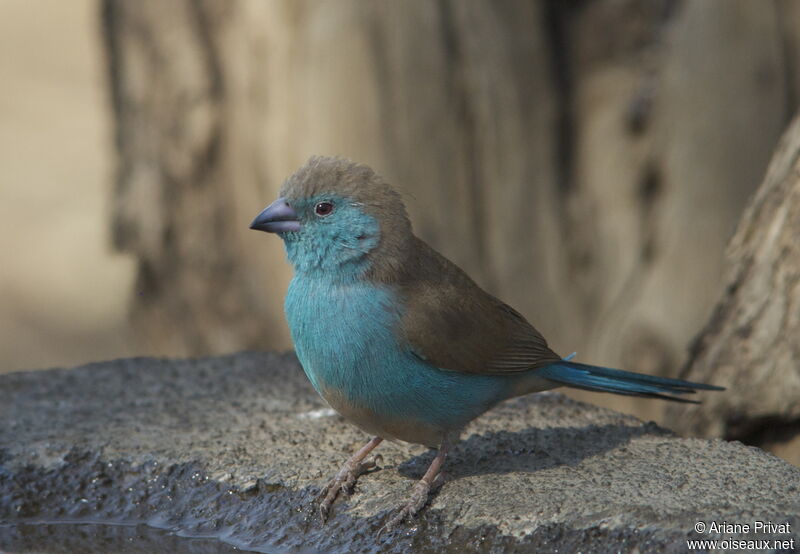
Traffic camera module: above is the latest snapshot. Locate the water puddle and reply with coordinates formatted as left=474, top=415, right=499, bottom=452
left=0, top=521, right=260, bottom=553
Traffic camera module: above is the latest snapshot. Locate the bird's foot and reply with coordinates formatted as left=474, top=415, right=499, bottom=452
left=317, top=441, right=383, bottom=521
left=379, top=472, right=444, bottom=535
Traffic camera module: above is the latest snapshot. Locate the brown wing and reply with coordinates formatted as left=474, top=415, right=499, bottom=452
left=390, top=238, right=561, bottom=374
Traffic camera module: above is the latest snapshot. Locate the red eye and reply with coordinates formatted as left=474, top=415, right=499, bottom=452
left=314, top=201, right=334, bottom=217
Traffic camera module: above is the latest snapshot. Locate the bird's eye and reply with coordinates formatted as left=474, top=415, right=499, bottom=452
left=314, top=201, right=334, bottom=217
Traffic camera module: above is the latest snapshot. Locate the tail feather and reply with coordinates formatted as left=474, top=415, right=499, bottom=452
left=537, top=360, right=724, bottom=404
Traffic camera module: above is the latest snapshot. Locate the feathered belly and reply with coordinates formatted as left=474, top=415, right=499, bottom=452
left=285, top=277, right=510, bottom=446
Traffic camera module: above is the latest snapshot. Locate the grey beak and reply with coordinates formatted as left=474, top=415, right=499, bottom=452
left=249, top=198, right=301, bottom=233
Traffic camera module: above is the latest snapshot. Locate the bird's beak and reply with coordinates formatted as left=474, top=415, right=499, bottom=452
left=249, top=198, right=301, bottom=233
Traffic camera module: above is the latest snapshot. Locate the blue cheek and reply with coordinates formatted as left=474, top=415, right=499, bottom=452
left=283, top=202, right=380, bottom=278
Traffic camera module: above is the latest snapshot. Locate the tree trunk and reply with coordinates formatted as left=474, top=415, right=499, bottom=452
left=668, top=114, right=800, bottom=465
left=560, top=0, right=793, bottom=418
left=103, top=0, right=799, bottom=429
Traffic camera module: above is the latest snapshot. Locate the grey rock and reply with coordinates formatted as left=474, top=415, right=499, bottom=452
left=1, top=352, right=798, bottom=553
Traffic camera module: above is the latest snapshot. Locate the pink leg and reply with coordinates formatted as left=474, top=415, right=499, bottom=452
left=319, top=436, right=383, bottom=520
left=381, top=443, right=449, bottom=533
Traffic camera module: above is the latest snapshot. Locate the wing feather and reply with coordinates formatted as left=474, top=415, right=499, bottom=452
left=388, top=238, right=561, bottom=374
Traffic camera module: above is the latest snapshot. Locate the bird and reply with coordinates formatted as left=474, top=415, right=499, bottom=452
left=249, top=155, right=723, bottom=530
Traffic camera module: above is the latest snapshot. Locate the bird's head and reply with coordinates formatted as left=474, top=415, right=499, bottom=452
left=250, top=156, right=412, bottom=278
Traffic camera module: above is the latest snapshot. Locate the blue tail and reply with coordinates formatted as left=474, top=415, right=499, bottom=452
left=536, top=359, right=724, bottom=403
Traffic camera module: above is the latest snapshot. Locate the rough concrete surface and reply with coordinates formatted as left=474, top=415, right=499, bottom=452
left=1, top=352, right=799, bottom=553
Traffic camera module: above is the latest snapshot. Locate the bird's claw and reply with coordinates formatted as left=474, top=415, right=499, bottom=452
left=379, top=474, right=443, bottom=535
left=318, top=454, right=383, bottom=521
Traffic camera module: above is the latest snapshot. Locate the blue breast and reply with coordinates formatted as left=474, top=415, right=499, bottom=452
left=285, top=275, right=514, bottom=433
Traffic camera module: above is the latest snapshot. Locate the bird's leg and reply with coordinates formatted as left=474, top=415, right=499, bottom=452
left=318, top=436, right=383, bottom=520
left=381, top=443, right=449, bottom=533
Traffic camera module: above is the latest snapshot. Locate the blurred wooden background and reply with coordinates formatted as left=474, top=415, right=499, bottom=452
left=2, top=1, right=798, bottom=461
left=0, top=0, right=135, bottom=373
left=103, top=0, right=799, bottom=422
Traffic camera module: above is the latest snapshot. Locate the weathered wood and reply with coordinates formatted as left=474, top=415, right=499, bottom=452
left=562, top=0, right=791, bottom=419
left=668, top=115, right=800, bottom=465
left=103, top=0, right=561, bottom=356
left=103, top=0, right=290, bottom=354
left=103, top=0, right=798, bottom=443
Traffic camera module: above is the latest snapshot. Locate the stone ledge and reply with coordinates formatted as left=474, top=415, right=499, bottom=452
left=1, top=352, right=799, bottom=552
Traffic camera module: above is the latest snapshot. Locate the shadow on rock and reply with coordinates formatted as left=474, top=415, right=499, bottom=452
left=397, top=422, right=670, bottom=480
